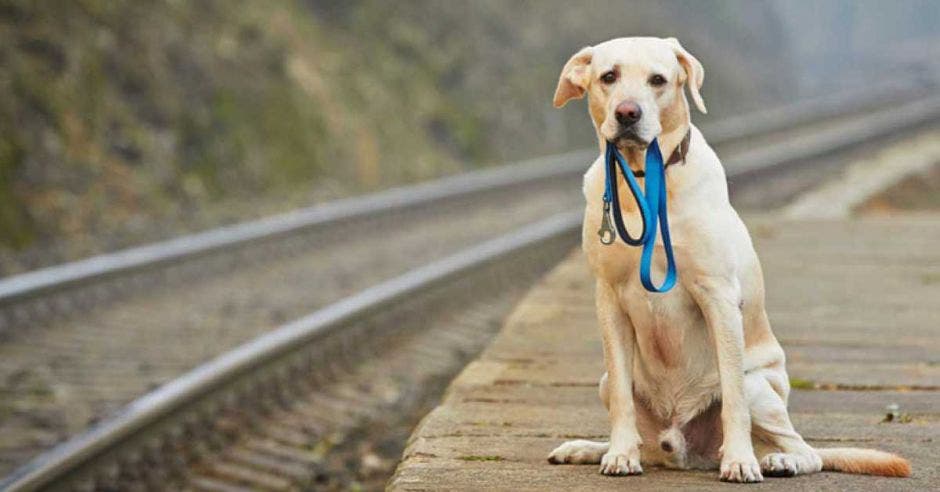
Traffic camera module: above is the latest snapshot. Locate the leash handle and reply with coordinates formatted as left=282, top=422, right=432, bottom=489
left=602, top=140, right=678, bottom=293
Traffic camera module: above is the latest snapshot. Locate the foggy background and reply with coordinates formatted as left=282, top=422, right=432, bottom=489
left=1, top=0, right=938, bottom=273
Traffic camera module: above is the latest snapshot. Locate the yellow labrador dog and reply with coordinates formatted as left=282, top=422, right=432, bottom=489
left=547, top=37, right=910, bottom=483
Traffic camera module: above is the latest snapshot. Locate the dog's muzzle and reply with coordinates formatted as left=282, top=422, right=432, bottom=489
left=610, top=101, right=649, bottom=147
left=610, top=129, right=649, bottom=148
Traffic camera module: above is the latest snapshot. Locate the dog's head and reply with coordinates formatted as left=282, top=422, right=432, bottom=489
left=553, top=37, right=706, bottom=149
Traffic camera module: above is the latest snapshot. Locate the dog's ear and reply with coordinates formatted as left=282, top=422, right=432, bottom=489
left=666, top=38, right=707, bottom=114
left=553, top=46, right=594, bottom=108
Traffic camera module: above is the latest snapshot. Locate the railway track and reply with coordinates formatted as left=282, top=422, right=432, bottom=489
left=1, top=84, right=939, bottom=491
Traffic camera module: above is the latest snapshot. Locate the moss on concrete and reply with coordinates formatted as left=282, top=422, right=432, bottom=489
left=457, top=455, right=505, bottom=462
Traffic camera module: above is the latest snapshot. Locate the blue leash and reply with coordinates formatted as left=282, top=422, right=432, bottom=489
left=599, top=139, right=678, bottom=293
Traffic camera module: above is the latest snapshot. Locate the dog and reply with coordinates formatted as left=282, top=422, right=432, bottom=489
left=546, top=37, right=911, bottom=483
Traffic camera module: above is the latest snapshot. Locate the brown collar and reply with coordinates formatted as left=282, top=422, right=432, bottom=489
left=632, top=129, right=691, bottom=177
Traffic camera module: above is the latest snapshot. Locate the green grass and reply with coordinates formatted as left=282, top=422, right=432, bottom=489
left=789, top=378, right=816, bottom=390
left=458, top=455, right=505, bottom=462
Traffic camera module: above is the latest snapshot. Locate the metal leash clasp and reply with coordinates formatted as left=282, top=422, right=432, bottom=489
left=598, top=201, right=615, bottom=245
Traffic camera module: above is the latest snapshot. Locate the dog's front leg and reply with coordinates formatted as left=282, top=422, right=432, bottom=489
left=691, top=275, right=763, bottom=483
left=595, top=280, right=643, bottom=476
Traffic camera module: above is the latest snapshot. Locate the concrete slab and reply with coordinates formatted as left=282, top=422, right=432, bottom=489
left=391, top=216, right=940, bottom=490
left=395, top=437, right=937, bottom=491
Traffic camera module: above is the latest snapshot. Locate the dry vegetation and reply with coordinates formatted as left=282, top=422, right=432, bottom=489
left=0, top=0, right=796, bottom=273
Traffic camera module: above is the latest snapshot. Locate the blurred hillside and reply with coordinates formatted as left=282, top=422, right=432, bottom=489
left=1, top=0, right=931, bottom=272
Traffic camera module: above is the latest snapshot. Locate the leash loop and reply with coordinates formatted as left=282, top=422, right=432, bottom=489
left=603, top=142, right=651, bottom=245
left=601, top=139, right=678, bottom=293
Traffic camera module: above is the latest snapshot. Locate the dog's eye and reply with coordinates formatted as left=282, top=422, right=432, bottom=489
left=649, top=74, right=667, bottom=87
left=600, top=71, right=618, bottom=85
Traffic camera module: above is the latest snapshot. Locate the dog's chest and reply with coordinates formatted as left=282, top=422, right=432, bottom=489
left=620, top=280, right=721, bottom=417
left=620, top=280, right=704, bottom=366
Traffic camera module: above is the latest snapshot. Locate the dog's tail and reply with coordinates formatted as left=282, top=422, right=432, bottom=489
left=815, top=447, right=910, bottom=477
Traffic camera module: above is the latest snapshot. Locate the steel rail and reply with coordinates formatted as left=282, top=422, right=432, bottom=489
left=0, top=150, right=593, bottom=309
left=724, top=92, right=940, bottom=178
left=4, top=88, right=939, bottom=491
left=0, top=81, right=929, bottom=310
left=703, top=79, right=931, bottom=143
left=1, top=213, right=582, bottom=492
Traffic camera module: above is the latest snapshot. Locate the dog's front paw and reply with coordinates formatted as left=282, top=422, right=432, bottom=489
left=720, top=454, right=763, bottom=483
left=599, top=448, right=642, bottom=476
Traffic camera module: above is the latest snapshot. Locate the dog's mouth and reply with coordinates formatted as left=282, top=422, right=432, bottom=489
left=609, top=129, right=649, bottom=149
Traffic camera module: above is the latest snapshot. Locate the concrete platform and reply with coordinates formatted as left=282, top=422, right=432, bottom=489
left=390, top=216, right=940, bottom=491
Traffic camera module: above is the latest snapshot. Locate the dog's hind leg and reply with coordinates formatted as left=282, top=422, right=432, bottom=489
left=548, top=440, right=609, bottom=464
left=548, top=372, right=672, bottom=468
left=548, top=373, right=612, bottom=464
left=746, top=370, right=822, bottom=477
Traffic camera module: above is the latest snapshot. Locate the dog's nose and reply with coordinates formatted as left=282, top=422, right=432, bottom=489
left=615, top=101, right=642, bottom=126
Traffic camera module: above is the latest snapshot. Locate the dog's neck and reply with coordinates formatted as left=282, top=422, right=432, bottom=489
left=595, top=119, right=693, bottom=214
